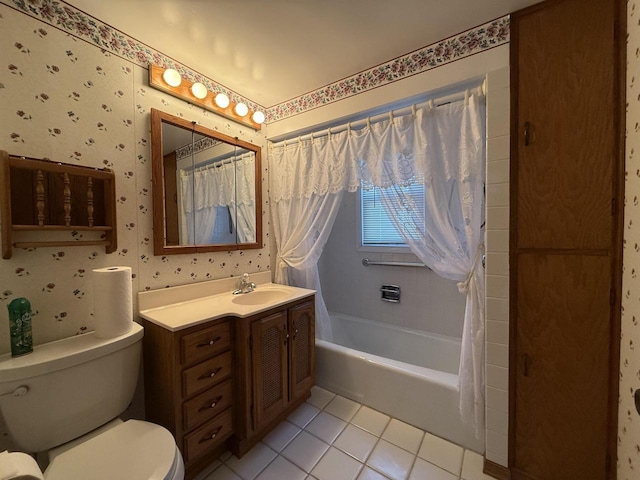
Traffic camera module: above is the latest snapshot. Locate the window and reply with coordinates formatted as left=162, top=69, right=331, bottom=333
left=360, top=183, right=425, bottom=248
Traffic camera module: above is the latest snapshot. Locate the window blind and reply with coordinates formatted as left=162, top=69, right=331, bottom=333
left=361, top=183, right=425, bottom=247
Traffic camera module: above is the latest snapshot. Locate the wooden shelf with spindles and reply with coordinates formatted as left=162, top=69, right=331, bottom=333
left=0, top=150, right=117, bottom=259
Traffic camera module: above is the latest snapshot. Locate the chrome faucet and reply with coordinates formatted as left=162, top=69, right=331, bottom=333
left=233, top=273, right=256, bottom=295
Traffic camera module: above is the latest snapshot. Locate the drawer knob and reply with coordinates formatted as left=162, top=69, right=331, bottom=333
left=199, top=395, right=223, bottom=412
left=197, top=336, right=222, bottom=348
left=199, top=426, right=223, bottom=444
left=198, top=367, right=223, bottom=381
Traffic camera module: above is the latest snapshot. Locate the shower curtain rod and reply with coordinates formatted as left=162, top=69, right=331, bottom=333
left=273, top=80, right=485, bottom=147
left=187, top=151, right=255, bottom=173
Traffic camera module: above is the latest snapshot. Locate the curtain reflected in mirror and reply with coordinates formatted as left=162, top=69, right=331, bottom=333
left=151, top=108, right=262, bottom=255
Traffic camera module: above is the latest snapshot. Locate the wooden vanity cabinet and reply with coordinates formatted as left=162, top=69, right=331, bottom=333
left=142, top=318, right=234, bottom=480
left=231, top=297, right=315, bottom=457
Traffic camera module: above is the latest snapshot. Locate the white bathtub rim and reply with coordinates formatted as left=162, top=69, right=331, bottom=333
left=315, top=338, right=459, bottom=392
left=326, top=311, right=462, bottom=348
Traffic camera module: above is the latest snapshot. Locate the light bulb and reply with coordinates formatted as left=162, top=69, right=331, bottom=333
left=215, top=93, right=230, bottom=108
left=162, top=68, right=181, bottom=87
left=235, top=102, right=249, bottom=117
left=252, top=111, right=265, bottom=124
left=191, top=82, right=207, bottom=99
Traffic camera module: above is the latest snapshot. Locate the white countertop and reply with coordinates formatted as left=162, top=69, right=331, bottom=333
left=138, top=273, right=315, bottom=332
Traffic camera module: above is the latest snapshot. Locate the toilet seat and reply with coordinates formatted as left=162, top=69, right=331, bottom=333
left=44, top=420, right=183, bottom=480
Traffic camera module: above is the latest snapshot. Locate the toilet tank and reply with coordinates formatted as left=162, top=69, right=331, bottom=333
left=0, top=322, right=143, bottom=452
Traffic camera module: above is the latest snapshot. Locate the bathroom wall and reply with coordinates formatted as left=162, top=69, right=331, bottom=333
left=483, top=66, right=510, bottom=467
left=0, top=2, right=271, bottom=353
left=619, top=2, right=640, bottom=477
left=318, top=191, right=466, bottom=339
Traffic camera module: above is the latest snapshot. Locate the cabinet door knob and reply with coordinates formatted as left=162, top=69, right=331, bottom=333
left=523, top=353, right=531, bottom=377
left=524, top=121, right=531, bottom=146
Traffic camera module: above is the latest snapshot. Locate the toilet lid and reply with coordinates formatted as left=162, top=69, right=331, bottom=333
left=45, top=420, right=179, bottom=480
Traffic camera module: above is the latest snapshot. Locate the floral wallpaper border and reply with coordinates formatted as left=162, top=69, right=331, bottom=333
left=265, top=16, right=510, bottom=122
left=2, top=0, right=509, bottom=124
left=1, top=0, right=264, bottom=113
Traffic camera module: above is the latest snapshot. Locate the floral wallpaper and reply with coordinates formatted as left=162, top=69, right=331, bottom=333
left=620, top=2, right=640, bottom=477
left=2, top=0, right=263, bottom=113
left=265, top=16, right=509, bottom=122
left=0, top=3, right=270, bottom=359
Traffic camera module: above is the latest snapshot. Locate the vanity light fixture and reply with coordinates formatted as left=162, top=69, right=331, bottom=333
left=215, top=93, right=230, bottom=108
left=235, top=102, right=249, bottom=117
left=252, top=111, right=266, bottom=125
left=162, top=68, right=182, bottom=87
left=190, top=82, right=208, bottom=99
left=149, top=64, right=264, bottom=130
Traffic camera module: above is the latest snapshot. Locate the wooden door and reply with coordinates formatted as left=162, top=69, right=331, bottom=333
left=514, top=0, right=614, bottom=250
left=288, top=301, right=315, bottom=402
left=515, top=254, right=611, bottom=478
left=251, top=311, right=289, bottom=432
left=510, top=0, right=623, bottom=478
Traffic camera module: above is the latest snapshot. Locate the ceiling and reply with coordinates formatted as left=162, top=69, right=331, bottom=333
left=67, top=0, right=541, bottom=107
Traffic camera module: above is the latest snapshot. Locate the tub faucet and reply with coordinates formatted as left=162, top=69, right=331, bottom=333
left=233, top=273, right=256, bottom=294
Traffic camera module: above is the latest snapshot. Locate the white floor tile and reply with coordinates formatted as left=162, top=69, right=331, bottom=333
left=334, top=424, right=378, bottom=462
left=225, top=443, right=277, bottom=480
left=305, top=411, right=347, bottom=444
left=461, top=450, right=494, bottom=480
left=358, top=467, right=390, bottom=480
left=311, top=447, right=363, bottom=480
left=205, top=464, right=241, bottom=480
left=409, top=458, right=457, bottom=480
left=262, top=420, right=301, bottom=452
left=282, top=430, right=330, bottom=473
left=324, top=395, right=361, bottom=422
left=194, top=460, right=221, bottom=480
left=307, top=386, right=336, bottom=409
left=352, top=406, right=391, bottom=437
left=288, top=402, right=321, bottom=429
left=418, top=433, right=463, bottom=476
left=366, top=440, right=416, bottom=480
left=381, top=419, right=424, bottom=455
left=255, top=455, right=306, bottom=480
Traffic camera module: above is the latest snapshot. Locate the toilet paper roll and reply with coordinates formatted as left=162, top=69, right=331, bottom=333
left=92, top=266, right=133, bottom=339
left=0, top=451, right=44, bottom=480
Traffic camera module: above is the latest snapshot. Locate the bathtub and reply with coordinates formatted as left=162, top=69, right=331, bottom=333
left=315, top=312, right=484, bottom=452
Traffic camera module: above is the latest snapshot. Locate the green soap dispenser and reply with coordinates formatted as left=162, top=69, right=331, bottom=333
left=7, top=297, right=33, bottom=357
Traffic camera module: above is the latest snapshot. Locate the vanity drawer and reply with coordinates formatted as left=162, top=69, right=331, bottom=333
left=181, top=321, right=231, bottom=365
left=184, top=407, right=233, bottom=462
left=183, top=379, right=232, bottom=431
left=183, top=351, right=231, bottom=397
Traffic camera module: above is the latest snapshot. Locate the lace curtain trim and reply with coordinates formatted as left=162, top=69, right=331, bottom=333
left=269, top=97, right=484, bottom=202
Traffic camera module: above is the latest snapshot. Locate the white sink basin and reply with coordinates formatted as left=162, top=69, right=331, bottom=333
left=231, top=289, right=290, bottom=306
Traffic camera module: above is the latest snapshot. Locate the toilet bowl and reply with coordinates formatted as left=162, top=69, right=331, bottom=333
left=0, top=322, right=184, bottom=480
left=44, top=420, right=184, bottom=480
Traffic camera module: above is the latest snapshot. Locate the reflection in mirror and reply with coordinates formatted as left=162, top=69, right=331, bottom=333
left=151, top=108, right=262, bottom=255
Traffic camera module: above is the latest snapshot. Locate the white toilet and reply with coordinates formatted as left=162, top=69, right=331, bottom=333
left=0, top=322, right=184, bottom=480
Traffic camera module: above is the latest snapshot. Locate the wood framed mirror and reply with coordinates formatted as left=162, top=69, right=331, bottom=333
left=151, top=108, right=262, bottom=255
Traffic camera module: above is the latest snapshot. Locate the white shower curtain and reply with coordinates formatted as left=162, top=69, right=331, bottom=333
left=269, top=93, right=486, bottom=436
left=181, top=155, right=256, bottom=244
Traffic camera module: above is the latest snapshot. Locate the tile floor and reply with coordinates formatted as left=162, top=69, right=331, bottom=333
left=196, top=386, right=494, bottom=480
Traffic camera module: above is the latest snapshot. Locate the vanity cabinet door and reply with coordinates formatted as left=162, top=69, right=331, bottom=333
left=289, top=302, right=315, bottom=403
left=251, top=311, right=289, bottom=432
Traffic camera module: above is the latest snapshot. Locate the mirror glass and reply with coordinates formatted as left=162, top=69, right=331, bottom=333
left=151, top=108, right=262, bottom=255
